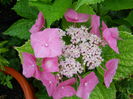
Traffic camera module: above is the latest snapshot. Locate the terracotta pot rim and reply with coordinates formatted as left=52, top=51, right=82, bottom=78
left=0, top=66, right=35, bottom=99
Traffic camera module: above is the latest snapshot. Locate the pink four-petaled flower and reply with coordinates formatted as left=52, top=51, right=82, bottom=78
left=76, top=72, right=99, bottom=99
left=29, top=12, right=45, bottom=33
left=30, top=28, right=63, bottom=58
left=64, top=9, right=89, bottom=23
left=104, top=59, right=119, bottom=88
left=103, top=28, right=120, bottom=53
left=29, top=12, right=63, bottom=58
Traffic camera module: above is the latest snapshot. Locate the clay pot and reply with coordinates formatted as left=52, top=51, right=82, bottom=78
left=0, top=66, right=36, bottom=99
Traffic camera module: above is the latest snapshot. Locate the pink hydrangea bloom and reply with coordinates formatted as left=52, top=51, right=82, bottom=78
left=64, top=9, right=89, bottom=23
left=22, top=52, right=59, bottom=79
left=76, top=72, right=99, bottom=99
left=90, top=15, right=100, bottom=37
left=52, top=78, right=76, bottom=99
left=42, top=57, right=59, bottom=72
left=103, top=28, right=120, bottom=53
left=29, top=12, right=45, bottom=33
left=30, top=28, right=63, bottom=58
left=104, top=59, right=119, bottom=88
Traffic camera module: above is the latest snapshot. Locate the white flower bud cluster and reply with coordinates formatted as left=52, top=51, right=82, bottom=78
left=58, top=29, right=66, bottom=38
left=59, top=26, right=103, bottom=77
left=60, top=58, right=83, bottom=78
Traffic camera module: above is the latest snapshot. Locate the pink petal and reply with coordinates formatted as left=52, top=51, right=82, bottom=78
left=30, top=28, right=63, bottom=58
left=104, top=59, right=119, bottom=88
left=64, top=9, right=89, bottom=23
left=90, top=15, right=100, bottom=37
left=41, top=72, right=58, bottom=96
left=53, top=86, right=76, bottom=99
left=52, top=78, right=76, bottom=99
left=29, top=12, right=45, bottom=33
left=101, top=21, right=108, bottom=32
left=103, top=28, right=119, bottom=53
left=33, top=66, right=43, bottom=80
left=42, top=57, right=59, bottom=72
left=22, top=52, right=36, bottom=78
left=109, top=28, right=120, bottom=39
left=76, top=72, right=99, bottom=99
left=58, top=78, right=76, bottom=87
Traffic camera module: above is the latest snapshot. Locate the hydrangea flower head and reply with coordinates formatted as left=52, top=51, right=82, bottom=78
left=19, top=8, right=122, bottom=99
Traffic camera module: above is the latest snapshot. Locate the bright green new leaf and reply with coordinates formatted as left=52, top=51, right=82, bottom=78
left=13, top=0, right=38, bottom=19
left=103, top=0, right=133, bottom=11
left=30, top=0, right=72, bottom=27
left=90, top=82, right=116, bottom=99
left=125, top=11, right=133, bottom=26
left=76, top=0, right=104, bottom=10
left=98, top=31, right=133, bottom=80
left=4, top=19, right=34, bottom=39
left=77, top=5, right=95, bottom=15
left=15, top=40, right=33, bottom=63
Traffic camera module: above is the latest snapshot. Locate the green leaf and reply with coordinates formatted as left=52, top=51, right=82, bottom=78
left=77, top=5, right=95, bottom=15
left=118, top=25, right=131, bottom=33
left=63, top=96, right=81, bottom=99
left=103, top=0, right=133, bottom=11
left=125, top=11, right=133, bottom=26
left=4, top=19, right=34, bottom=39
left=15, top=40, right=33, bottom=63
left=7, top=81, right=13, bottom=89
left=76, top=0, right=104, bottom=10
left=30, top=0, right=72, bottom=27
left=13, top=0, right=38, bottom=19
left=0, top=41, right=8, bottom=47
left=34, top=0, right=52, bottom=3
left=98, top=31, right=133, bottom=80
left=0, top=41, right=8, bottom=53
left=0, top=56, right=9, bottom=67
left=90, top=82, right=116, bottom=99
left=118, top=78, right=133, bottom=93
left=116, top=92, right=129, bottom=99
left=0, top=73, right=13, bottom=89
left=0, top=48, right=8, bottom=53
